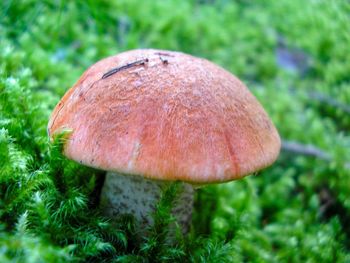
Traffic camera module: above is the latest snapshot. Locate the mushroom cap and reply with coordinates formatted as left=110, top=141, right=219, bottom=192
left=48, top=49, right=280, bottom=184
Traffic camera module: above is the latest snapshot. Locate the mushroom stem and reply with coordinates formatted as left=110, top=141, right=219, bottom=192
left=100, top=172, right=194, bottom=233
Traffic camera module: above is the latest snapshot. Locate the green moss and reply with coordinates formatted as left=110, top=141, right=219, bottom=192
left=0, top=0, right=349, bottom=262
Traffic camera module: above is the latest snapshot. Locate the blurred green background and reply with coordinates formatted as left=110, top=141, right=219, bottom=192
left=1, top=0, right=349, bottom=262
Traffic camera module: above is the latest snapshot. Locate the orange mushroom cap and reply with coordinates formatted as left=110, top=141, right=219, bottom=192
left=48, top=49, right=281, bottom=184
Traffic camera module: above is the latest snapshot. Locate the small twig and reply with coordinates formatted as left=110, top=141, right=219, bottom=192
left=282, top=140, right=331, bottom=161
left=102, top=58, right=149, bottom=79
left=158, top=55, right=168, bottom=65
left=287, top=88, right=350, bottom=115
left=281, top=140, right=350, bottom=169
left=307, top=91, right=350, bottom=114
left=154, top=52, right=174, bottom=65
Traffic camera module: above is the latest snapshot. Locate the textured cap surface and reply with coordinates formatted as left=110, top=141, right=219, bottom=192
left=48, top=49, right=280, bottom=184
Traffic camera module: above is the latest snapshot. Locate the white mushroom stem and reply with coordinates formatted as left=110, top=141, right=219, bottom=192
left=100, top=172, right=194, bottom=233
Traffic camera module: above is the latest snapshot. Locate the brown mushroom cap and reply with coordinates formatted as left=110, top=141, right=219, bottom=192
left=48, top=49, right=280, bottom=184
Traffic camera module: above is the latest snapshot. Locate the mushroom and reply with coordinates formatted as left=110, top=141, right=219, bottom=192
left=48, top=49, right=280, bottom=233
